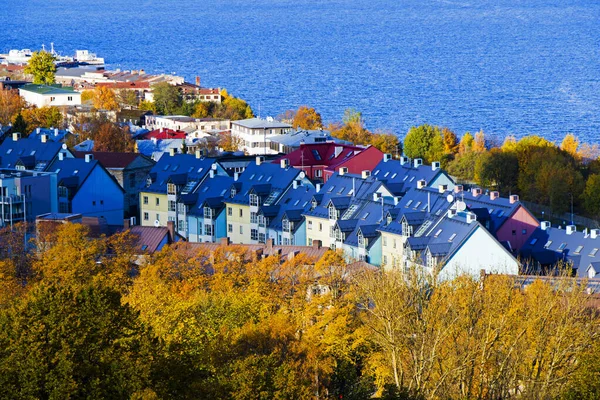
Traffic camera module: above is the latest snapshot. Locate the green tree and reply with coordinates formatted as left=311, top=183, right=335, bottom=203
left=403, top=124, right=444, bottom=164
left=12, top=112, right=27, bottom=134
left=474, top=148, right=519, bottom=194
left=151, top=82, right=182, bottom=115
left=117, top=89, right=139, bottom=109
left=0, top=282, right=155, bottom=399
left=23, top=51, right=57, bottom=85
left=582, top=174, right=600, bottom=219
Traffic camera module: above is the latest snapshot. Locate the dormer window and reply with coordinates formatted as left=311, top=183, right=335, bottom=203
left=167, top=183, right=176, bottom=195
left=402, top=220, right=412, bottom=237
left=386, top=215, right=392, bottom=225
left=358, top=233, right=367, bottom=248
left=328, top=205, right=339, bottom=220
left=250, top=193, right=259, bottom=206
left=282, top=219, right=291, bottom=232
left=311, top=199, right=317, bottom=210
left=231, top=187, right=237, bottom=197
left=204, top=206, right=213, bottom=219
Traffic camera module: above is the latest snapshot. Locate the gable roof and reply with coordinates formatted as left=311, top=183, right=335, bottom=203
left=0, top=136, right=69, bottom=171
left=276, top=143, right=365, bottom=167
left=129, top=226, right=171, bottom=253
left=142, top=153, right=218, bottom=195
left=372, top=158, right=453, bottom=195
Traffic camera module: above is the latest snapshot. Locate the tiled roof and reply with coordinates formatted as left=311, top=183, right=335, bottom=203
left=184, top=241, right=330, bottom=261
left=129, top=226, right=170, bottom=253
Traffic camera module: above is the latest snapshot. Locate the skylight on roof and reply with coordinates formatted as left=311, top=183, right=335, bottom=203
left=311, top=150, right=322, bottom=160
left=374, top=170, right=379, bottom=176
left=337, top=187, right=345, bottom=195
left=497, top=210, right=505, bottom=217
left=250, top=174, right=255, bottom=179
left=163, top=164, right=171, bottom=171
left=6, top=149, right=12, bottom=154
left=403, top=175, right=408, bottom=181
left=258, top=175, right=264, bottom=181
left=341, top=204, right=359, bottom=220
left=73, top=170, right=78, bottom=175
left=30, top=150, right=36, bottom=156
left=448, top=233, right=457, bottom=242
left=590, top=248, right=599, bottom=257
left=409, top=176, right=415, bottom=182
left=188, top=167, right=194, bottom=173
left=544, top=240, right=553, bottom=249
left=197, top=167, right=203, bottom=173
left=414, top=201, right=422, bottom=209
left=557, top=242, right=567, bottom=251
left=434, top=229, right=442, bottom=238
left=391, top=173, right=397, bottom=179
left=266, top=176, right=272, bottom=182
left=574, top=245, right=584, bottom=254
left=405, top=200, right=413, bottom=208
left=327, top=186, right=335, bottom=193
left=220, top=189, right=227, bottom=196
left=361, top=212, right=370, bottom=220
left=421, top=204, right=428, bottom=211
left=530, top=238, right=538, bottom=246
left=384, top=172, right=390, bottom=177
left=294, top=199, right=300, bottom=206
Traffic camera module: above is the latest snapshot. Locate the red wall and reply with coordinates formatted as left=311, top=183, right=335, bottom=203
left=496, top=205, right=539, bottom=252
left=324, top=146, right=384, bottom=182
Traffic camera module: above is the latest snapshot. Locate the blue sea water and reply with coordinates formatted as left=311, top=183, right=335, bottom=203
left=2, top=0, right=599, bottom=143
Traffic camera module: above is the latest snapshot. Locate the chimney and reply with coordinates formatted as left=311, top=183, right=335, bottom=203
left=490, top=191, right=499, bottom=200
left=151, top=137, right=158, bottom=144
left=394, top=196, right=400, bottom=205
left=36, top=127, right=41, bottom=134
left=160, top=127, right=164, bottom=133
left=438, top=184, right=448, bottom=193
left=234, top=172, right=240, bottom=181
left=12, top=132, right=21, bottom=141
left=431, top=161, right=440, bottom=171
left=566, top=225, right=576, bottom=235
left=123, top=218, right=130, bottom=230
left=167, top=221, right=175, bottom=240
left=169, top=148, right=176, bottom=156
left=471, top=187, right=482, bottom=197
left=266, top=238, right=274, bottom=251
left=447, top=209, right=457, bottom=218
left=339, top=167, right=348, bottom=175
left=220, top=237, right=231, bottom=246
left=85, top=154, right=93, bottom=163
left=466, top=212, right=477, bottom=224
left=195, top=76, right=200, bottom=86
left=293, top=180, right=298, bottom=189
left=541, top=221, right=551, bottom=231
left=280, top=158, right=289, bottom=169
left=195, top=150, right=202, bottom=159
left=417, top=179, right=426, bottom=189
left=316, top=183, right=321, bottom=193
left=209, top=170, right=215, bottom=178
left=383, top=153, right=392, bottom=162
left=509, top=194, right=519, bottom=204
left=41, top=134, right=49, bottom=143
left=454, top=184, right=463, bottom=193
left=58, top=152, right=65, bottom=161
left=591, top=229, right=600, bottom=239
left=211, top=163, right=217, bottom=171
left=256, top=156, right=264, bottom=165
left=54, top=128, right=59, bottom=137
left=584, top=228, right=589, bottom=238
left=413, top=158, right=423, bottom=168
left=313, top=239, right=322, bottom=249
left=399, top=156, right=408, bottom=165
left=362, top=170, right=371, bottom=179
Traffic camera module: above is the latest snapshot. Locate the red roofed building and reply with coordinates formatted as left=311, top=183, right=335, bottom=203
left=274, top=143, right=383, bottom=183
left=140, top=128, right=187, bottom=140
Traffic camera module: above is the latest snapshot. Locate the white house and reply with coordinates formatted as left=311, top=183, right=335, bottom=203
left=231, top=117, right=293, bottom=155
left=19, top=84, right=81, bottom=107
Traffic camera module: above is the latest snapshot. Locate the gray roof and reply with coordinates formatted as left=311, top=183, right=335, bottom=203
left=232, top=118, right=291, bottom=129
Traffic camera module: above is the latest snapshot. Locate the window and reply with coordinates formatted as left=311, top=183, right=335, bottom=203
left=239, top=209, right=243, bottom=217
left=231, top=188, right=237, bottom=197
left=155, top=198, right=160, bottom=206
left=434, top=229, right=442, bottom=238
left=143, top=212, right=149, bottom=221
left=258, top=233, right=266, bottom=243
left=308, top=221, right=313, bottom=230
left=250, top=193, right=259, bottom=206
left=393, top=239, right=397, bottom=249
left=204, top=207, right=213, bottom=219
left=328, top=206, right=339, bottom=220
left=383, top=237, right=387, bottom=246
left=557, top=242, right=567, bottom=251
left=167, top=183, right=176, bottom=195
left=361, top=212, right=370, bottom=220
left=574, top=245, right=584, bottom=254
left=319, top=223, right=323, bottom=232
left=522, top=229, right=527, bottom=235
left=250, top=212, right=258, bottom=223
left=512, top=230, right=516, bottom=236
left=544, top=240, right=552, bottom=249
left=228, top=207, right=232, bottom=216
left=311, top=149, right=322, bottom=160
left=327, top=186, right=335, bottom=193
left=251, top=229, right=258, bottom=241
left=497, top=210, right=505, bottom=217
left=315, top=169, right=322, bottom=178
left=168, top=201, right=176, bottom=212
left=590, top=248, right=599, bottom=257
left=92, top=201, right=96, bottom=206
left=228, top=224, right=233, bottom=233
left=529, top=238, right=538, bottom=245
left=448, top=233, right=457, bottom=242
left=204, top=224, right=213, bottom=236
left=156, top=214, right=160, bottom=222
left=68, top=96, right=73, bottom=101
left=309, top=238, right=313, bottom=246
left=405, top=200, right=413, bottom=208
left=383, top=255, right=388, bottom=265
left=239, top=226, right=243, bottom=234
left=143, top=196, right=148, bottom=205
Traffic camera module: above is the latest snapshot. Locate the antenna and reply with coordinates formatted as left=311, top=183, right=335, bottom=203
left=427, top=192, right=430, bottom=213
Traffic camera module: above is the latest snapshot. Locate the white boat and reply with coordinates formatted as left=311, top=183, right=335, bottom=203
left=74, top=50, right=105, bottom=65
left=0, top=49, right=33, bottom=64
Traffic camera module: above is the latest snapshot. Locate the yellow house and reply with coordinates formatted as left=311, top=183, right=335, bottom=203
left=380, top=230, right=406, bottom=270
left=305, top=215, right=334, bottom=247
left=140, top=192, right=168, bottom=227
left=225, top=202, right=250, bottom=243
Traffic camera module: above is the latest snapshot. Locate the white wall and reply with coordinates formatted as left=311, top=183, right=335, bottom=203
left=20, top=90, right=81, bottom=107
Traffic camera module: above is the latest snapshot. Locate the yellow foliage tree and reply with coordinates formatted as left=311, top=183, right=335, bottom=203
left=92, top=86, right=119, bottom=111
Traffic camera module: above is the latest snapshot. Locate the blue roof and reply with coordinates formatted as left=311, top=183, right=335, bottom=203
left=29, top=128, right=70, bottom=143
left=458, top=190, right=528, bottom=233
left=341, top=199, right=394, bottom=248
left=372, top=159, right=453, bottom=195
left=269, top=184, right=315, bottom=231
left=520, top=226, right=600, bottom=277
left=226, top=162, right=302, bottom=206
left=188, top=175, right=235, bottom=217
left=142, top=154, right=218, bottom=194
left=0, top=137, right=67, bottom=171
left=49, top=158, right=99, bottom=194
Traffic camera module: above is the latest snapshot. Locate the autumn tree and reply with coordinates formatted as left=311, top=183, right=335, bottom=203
left=24, top=51, right=57, bottom=85
left=218, top=131, right=243, bottom=152
left=92, top=85, right=119, bottom=111
left=292, top=105, right=323, bottom=130
left=94, top=123, right=135, bottom=152
left=560, top=133, right=580, bottom=159
left=0, top=89, right=25, bottom=125
left=116, top=89, right=139, bottom=109
left=329, top=109, right=373, bottom=146
left=474, top=148, right=519, bottom=194
left=21, top=106, right=63, bottom=133
left=403, top=124, right=445, bottom=164
left=458, top=132, right=475, bottom=154
left=582, top=174, right=600, bottom=219
left=370, top=132, right=401, bottom=155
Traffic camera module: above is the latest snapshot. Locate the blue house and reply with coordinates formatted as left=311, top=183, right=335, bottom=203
left=48, top=153, right=125, bottom=226
left=0, top=133, right=74, bottom=171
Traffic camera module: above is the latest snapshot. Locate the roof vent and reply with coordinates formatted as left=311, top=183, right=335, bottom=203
left=541, top=221, right=551, bottom=231
left=431, top=161, right=440, bottom=171
left=234, top=172, right=240, bottom=181
left=12, top=132, right=21, bottom=141
left=41, top=134, right=49, bottom=143
left=490, top=191, right=499, bottom=200
left=509, top=194, right=519, bottom=204
left=394, top=196, right=400, bottom=206
left=58, top=152, right=65, bottom=161
left=454, top=184, right=463, bottom=193
left=293, top=180, right=298, bottom=189
left=362, top=170, right=371, bottom=179
left=84, top=154, right=93, bottom=163
left=438, top=184, right=448, bottom=193
left=339, top=167, right=348, bottom=176
left=417, top=179, right=426, bottom=189
left=383, top=153, right=392, bottom=162
left=169, top=148, right=177, bottom=157
left=591, top=229, right=600, bottom=239
left=399, top=156, right=409, bottom=165
left=447, top=209, right=457, bottom=218
left=471, top=187, right=482, bottom=197
left=195, top=150, right=202, bottom=159
left=466, top=212, right=477, bottom=224
left=316, top=183, right=321, bottom=193
left=373, top=192, right=381, bottom=201
left=566, top=225, right=576, bottom=235
left=413, top=158, right=423, bottom=168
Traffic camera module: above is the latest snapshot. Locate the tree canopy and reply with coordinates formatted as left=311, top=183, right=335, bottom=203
left=23, top=51, right=57, bottom=85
